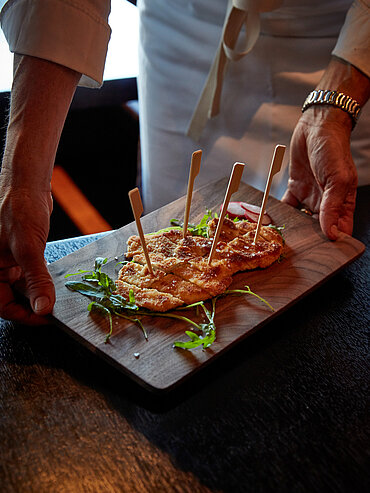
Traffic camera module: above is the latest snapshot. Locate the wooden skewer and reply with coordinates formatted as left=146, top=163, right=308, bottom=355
left=183, top=150, right=202, bottom=238
left=208, top=162, right=245, bottom=265
left=128, top=187, right=154, bottom=275
left=253, top=145, right=286, bottom=243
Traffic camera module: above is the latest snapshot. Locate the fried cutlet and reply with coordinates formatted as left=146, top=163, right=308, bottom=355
left=117, top=261, right=211, bottom=305
left=125, top=231, right=234, bottom=297
left=207, top=217, right=255, bottom=242
left=206, top=219, right=283, bottom=271
left=115, top=280, right=184, bottom=312
left=126, top=230, right=182, bottom=257
left=171, top=261, right=233, bottom=297
left=208, top=217, right=283, bottom=245
left=118, top=219, right=283, bottom=310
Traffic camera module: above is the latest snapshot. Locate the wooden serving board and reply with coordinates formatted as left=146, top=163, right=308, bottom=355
left=48, top=180, right=365, bottom=392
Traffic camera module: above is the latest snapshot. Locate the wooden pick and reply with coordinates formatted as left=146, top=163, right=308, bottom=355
left=253, top=144, right=286, bottom=243
left=208, top=162, right=245, bottom=265
left=128, top=187, right=154, bottom=275
left=183, top=150, right=202, bottom=237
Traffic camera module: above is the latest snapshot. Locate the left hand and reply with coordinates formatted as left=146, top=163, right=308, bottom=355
left=0, top=184, right=55, bottom=324
left=282, top=106, right=357, bottom=240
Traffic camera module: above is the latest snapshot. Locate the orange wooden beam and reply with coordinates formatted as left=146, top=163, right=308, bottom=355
left=51, top=165, right=112, bottom=235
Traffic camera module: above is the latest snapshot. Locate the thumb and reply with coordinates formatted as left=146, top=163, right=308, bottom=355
left=319, top=185, right=355, bottom=241
left=21, top=255, right=56, bottom=315
left=281, top=189, right=300, bottom=208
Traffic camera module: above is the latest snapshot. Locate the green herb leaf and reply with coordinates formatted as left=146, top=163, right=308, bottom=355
left=65, top=281, right=106, bottom=299
left=150, top=226, right=183, bottom=235
left=95, top=257, right=108, bottom=272
left=173, top=326, right=216, bottom=350
left=66, top=254, right=274, bottom=351
left=64, top=269, right=93, bottom=278
left=170, top=210, right=215, bottom=238
left=268, top=224, right=286, bottom=244
left=88, top=301, right=113, bottom=343
left=224, top=285, right=275, bottom=312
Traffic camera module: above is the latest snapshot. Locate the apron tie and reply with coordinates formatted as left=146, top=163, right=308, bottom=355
left=187, top=0, right=282, bottom=141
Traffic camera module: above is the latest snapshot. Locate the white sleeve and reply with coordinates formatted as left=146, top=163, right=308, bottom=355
left=332, top=0, right=370, bottom=78
left=0, top=0, right=111, bottom=87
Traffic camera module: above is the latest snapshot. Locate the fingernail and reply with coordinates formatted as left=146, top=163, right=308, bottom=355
left=34, top=296, right=50, bottom=313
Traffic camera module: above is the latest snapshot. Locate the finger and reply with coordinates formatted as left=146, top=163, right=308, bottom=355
left=0, top=250, right=18, bottom=270
left=0, top=266, right=22, bottom=283
left=16, top=252, right=56, bottom=316
left=0, top=281, right=50, bottom=325
left=281, top=189, right=300, bottom=208
left=338, top=212, right=354, bottom=236
left=319, top=186, right=356, bottom=240
left=319, top=194, right=340, bottom=240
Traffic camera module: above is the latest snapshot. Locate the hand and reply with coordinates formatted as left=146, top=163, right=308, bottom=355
left=0, top=184, right=55, bottom=324
left=282, top=56, right=370, bottom=240
left=282, top=107, right=357, bottom=240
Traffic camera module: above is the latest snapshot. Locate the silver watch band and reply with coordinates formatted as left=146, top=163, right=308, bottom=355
left=302, top=89, right=361, bottom=128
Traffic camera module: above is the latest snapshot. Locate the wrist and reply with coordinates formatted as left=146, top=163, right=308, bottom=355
left=1, top=128, right=54, bottom=191
left=317, top=56, right=370, bottom=106
left=301, top=56, right=370, bottom=131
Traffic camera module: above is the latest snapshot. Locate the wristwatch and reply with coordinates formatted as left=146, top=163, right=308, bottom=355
left=302, top=89, right=361, bottom=128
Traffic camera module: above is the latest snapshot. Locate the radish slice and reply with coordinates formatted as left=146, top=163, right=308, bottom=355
left=240, top=202, right=262, bottom=215
left=243, top=209, right=271, bottom=225
left=223, top=201, right=246, bottom=219
left=224, top=201, right=273, bottom=224
left=243, top=210, right=260, bottom=223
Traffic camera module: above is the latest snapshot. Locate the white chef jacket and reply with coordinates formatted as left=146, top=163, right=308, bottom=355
left=1, top=0, right=369, bottom=212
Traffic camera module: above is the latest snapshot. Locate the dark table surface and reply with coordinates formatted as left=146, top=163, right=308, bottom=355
left=1, top=186, right=369, bottom=493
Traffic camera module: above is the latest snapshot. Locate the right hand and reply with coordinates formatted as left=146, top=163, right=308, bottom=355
left=282, top=107, right=357, bottom=240
left=0, top=184, right=55, bottom=324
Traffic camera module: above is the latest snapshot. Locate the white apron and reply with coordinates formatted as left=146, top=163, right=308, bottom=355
left=137, top=0, right=370, bottom=212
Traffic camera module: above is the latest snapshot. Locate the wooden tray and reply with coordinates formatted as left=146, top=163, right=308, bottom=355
left=49, top=180, right=365, bottom=392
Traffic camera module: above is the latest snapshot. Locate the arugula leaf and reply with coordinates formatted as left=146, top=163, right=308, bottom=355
left=148, top=226, right=183, bottom=235
left=173, top=323, right=216, bottom=350
left=65, top=258, right=274, bottom=350
left=224, top=285, right=275, bottom=312
left=64, top=269, right=94, bottom=278
left=173, top=297, right=217, bottom=350
left=109, top=293, right=138, bottom=311
left=88, top=301, right=113, bottom=343
left=95, top=257, right=108, bottom=272
left=170, top=209, right=215, bottom=238
left=267, top=224, right=286, bottom=244
left=65, top=260, right=145, bottom=343
left=65, top=281, right=106, bottom=299
left=174, top=331, right=209, bottom=349
left=173, top=285, right=273, bottom=350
